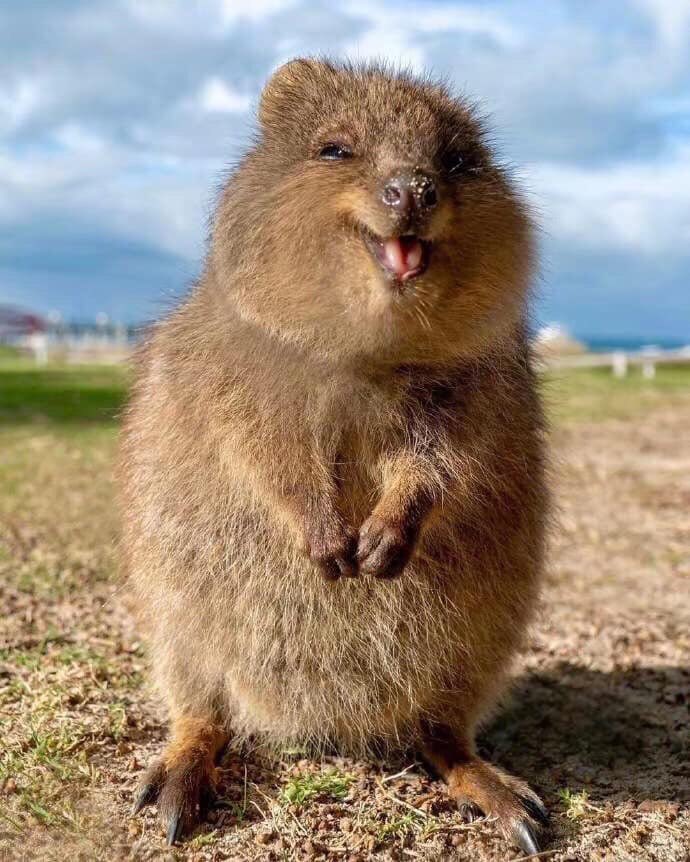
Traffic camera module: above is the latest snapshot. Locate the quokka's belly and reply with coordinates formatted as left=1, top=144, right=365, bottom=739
left=216, top=556, right=474, bottom=749
left=204, top=488, right=535, bottom=749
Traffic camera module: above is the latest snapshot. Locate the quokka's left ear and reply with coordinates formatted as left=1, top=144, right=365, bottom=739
left=258, top=57, right=336, bottom=130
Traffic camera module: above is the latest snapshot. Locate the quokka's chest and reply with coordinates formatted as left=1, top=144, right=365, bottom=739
left=328, top=402, right=410, bottom=519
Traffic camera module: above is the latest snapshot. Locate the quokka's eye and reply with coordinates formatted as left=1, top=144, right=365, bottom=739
left=318, top=143, right=353, bottom=161
left=442, top=149, right=481, bottom=177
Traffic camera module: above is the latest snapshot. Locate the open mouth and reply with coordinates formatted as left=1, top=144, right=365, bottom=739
left=362, top=230, right=432, bottom=282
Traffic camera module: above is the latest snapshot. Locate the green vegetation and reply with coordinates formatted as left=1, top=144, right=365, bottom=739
left=376, top=812, right=420, bottom=840
left=0, top=361, right=128, bottom=425
left=0, top=636, right=142, bottom=835
left=0, top=360, right=130, bottom=847
left=280, top=769, right=354, bottom=807
left=543, top=363, right=690, bottom=423
left=558, top=788, right=599, bottom=820
left=0, top=344, right=22, bottom=361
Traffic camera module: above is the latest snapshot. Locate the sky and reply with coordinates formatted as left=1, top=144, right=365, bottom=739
left=1, top=0, right=689, bottom=341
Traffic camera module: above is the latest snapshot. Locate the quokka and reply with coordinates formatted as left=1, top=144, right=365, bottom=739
left=120, top=59, right=550, bottom=853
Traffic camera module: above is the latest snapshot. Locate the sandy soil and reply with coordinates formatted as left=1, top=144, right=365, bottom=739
left=0, top=391, right=688, bottom=861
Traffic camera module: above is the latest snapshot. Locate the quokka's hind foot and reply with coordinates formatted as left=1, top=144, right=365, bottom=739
left=132, top=716, right=229, bottom=845
left=445, top=757, right=549, bottom=854
left=421, top=722, right=549, bottom=855
left=132, top=755, right=218, bottom=845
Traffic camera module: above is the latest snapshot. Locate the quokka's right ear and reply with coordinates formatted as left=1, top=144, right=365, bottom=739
left=259, top=57, right=335, bottom=129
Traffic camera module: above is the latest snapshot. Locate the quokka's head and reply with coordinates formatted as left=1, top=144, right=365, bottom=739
left=214, top=59, right=534, bottom=364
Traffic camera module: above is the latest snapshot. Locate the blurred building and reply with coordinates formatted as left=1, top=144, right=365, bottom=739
left=534, top=323, right=587, bottom=357
left=0, top=304, right=139, bottom=363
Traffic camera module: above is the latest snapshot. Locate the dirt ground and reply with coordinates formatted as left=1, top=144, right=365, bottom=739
left=0, top=365, right=688, bottom=861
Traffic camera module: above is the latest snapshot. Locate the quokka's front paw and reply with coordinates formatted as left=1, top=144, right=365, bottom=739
left=356, top=514, right=418, bottom=579
left=303, top=514, right=358, bottom=580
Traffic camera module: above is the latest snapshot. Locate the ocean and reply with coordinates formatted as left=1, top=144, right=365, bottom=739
left=579, top=336, right=689, bottom=353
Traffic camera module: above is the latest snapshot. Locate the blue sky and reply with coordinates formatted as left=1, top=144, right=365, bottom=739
left=1, top=0, right=689, bottom=339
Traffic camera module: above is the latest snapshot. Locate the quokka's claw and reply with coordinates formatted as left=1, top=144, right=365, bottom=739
left=132, top=783, right=156, bottom=815
left=166, top=811, right=184, bottom=846
left=519, top=793, right=550, bottom=829
left=131, top=754, right=217, bottom=844
left=131, top=759, right=165, bottom=815
left=456, top=799, right=484, bottom=822
left=512, top=818, right=540, bottom=856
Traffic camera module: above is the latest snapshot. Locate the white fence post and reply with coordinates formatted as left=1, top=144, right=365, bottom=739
left=27, top=332, right=48, bottom=365
left=612, top=352, right=628, bottom=378
left=642, top=359, right=656, bottom=379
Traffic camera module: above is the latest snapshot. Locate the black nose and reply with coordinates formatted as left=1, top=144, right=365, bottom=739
left=382, top=172, right=438, bottom=216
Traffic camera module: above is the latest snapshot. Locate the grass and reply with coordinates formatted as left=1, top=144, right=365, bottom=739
left=0, top=633, right=143, bottom=837
left=558, top=788, right=593, bottom=820
left=375, top=812, right=421, bottom=842
left=280, top=769, right=354, bottom=807
left=0, top=359, right=134, bottom=853
left=0, top=361, right=128, bottom=425
left=543, top=363, right=690, bottom=423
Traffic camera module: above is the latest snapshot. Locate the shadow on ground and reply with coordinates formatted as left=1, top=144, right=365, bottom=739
left=154, top=662, right=690, bottom=842
left=484, top=662, right=689, bottom=807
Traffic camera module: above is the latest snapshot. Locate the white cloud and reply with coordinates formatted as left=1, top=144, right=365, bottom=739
left=53, top=123, right=107, bottom=154
left=529, top=144, right=690, bottom=254
left=124, top=0, right=297, bottom=38
left=0, top=78, right=41, bottom=133
left=633, top=0, right=690, bottom=49
left=345, top=27, right=426, bottom=72
left=0, top=130, right=211, bottom=261
left=219, top=0, right=297, bottom=27
left=198, top=77, right=252, bottom=113
left=343, top=0, right=520, bottom=71
left=347, top=0, right=520, bottom=46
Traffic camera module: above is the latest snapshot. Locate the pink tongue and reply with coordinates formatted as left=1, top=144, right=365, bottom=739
left=381, top=237, right=423, bottom=277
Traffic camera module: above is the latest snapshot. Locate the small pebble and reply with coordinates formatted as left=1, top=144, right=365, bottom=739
left=638, top=799, right=681, bottom=816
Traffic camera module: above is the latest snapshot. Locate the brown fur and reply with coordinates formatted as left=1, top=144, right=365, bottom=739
left=119, top=59, right=549, bottom=847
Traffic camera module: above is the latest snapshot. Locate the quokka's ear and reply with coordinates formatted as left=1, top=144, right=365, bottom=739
left=258, top=57, right=335, bottom=129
